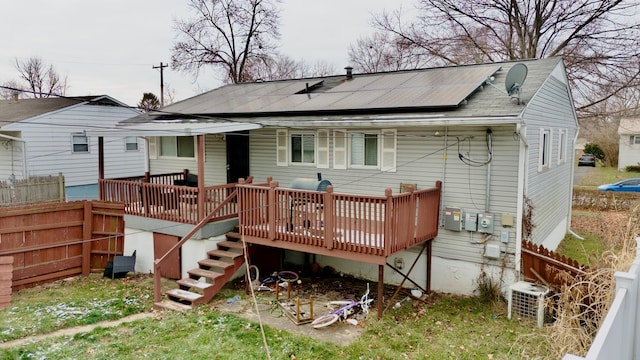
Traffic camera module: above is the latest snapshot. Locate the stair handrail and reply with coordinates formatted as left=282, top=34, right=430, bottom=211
left=153, top=176, right=253, bottom=303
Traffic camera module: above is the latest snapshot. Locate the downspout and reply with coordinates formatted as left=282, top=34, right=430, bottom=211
left=514, top=123, right=528, bottom=274
left=0, top=133, right=27, bottom=180
left=568, top=128, right=584, bottom=240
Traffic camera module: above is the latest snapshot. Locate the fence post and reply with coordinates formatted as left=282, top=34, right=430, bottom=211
left=58, top=172, right=65, bottom=202
left=82, top=201, right=93, bottom=276
left=0, top=256, right=13, bottom=310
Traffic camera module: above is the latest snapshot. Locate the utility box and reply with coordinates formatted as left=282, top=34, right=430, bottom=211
left=443, top=207, right=462, bottom=231
left=464, top=212, right=478, bottom=231
left=477, top=212, right=494, bottom=234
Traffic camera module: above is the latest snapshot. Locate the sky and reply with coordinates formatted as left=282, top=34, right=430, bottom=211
left=0, top=0, right=415, bottom=107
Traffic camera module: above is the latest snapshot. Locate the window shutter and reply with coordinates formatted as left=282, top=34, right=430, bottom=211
left=317, top=130, right=329, bottom=168
left=148, top=136, right=157, bottom=159
left=276, top=129, right=288, bottom=166
left=380, top=129, right=397, bottom=172
left=333, top=130, right=347, bottom=169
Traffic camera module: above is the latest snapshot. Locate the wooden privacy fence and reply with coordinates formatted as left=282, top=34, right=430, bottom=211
left=0, top=173, right=66, bottom=206
left=0, top=200, right=124, bottom=290
left=521, top=240, right=587, bottom=289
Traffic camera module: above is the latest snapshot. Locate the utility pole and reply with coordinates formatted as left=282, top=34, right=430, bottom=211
left=152, top=62, right=168, bottom=107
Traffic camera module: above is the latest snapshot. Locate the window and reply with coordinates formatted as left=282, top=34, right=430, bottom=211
left=125, top=136, right=139, bottom=151
left=633, top=136, right=640, bottom=145
left=557, top=129, right=566, bottom=164
left=290, top=133, right=315, bottom=165
left=159, top=136, right=195, bottom=158
left=350, top=133, right=379, bottom=167
left=538, top=128, right=551, bottom=171
left=72, top=134, right=89, bottom=153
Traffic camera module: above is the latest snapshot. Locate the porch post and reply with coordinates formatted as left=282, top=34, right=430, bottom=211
left=268, top=181, right=278, bottom=240
left=324, top=186, right=334, bottom=250
left=378, top=265, right=384, bottom=319
left=197, top=135, right=205, bottom=220
left=98, top=137, right=104, bottom=199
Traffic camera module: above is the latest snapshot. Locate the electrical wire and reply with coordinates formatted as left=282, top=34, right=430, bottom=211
left=457, top=129, right=493, bottom=167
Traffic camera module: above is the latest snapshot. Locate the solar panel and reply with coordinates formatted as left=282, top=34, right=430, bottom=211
left=163, top=65, right=502, bottom=114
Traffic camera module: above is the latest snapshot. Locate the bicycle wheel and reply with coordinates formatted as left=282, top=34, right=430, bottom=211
left=311, top=313, right=339, bottom=329
left=277, top=270, right=299, bottom=283
left=248, top=265, right=259, bottom=282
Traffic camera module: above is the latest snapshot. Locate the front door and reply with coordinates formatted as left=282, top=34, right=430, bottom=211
left=226, top=131, right=250, bottom=183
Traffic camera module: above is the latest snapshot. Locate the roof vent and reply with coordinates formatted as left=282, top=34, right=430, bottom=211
left=344, top=66, right=353, bottom=80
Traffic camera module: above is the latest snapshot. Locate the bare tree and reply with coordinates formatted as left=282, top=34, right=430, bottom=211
left=171, top=0, right=282, bottom=84
left=245, top=54, right=336, bottom=80
left=371, top=0, right=640, bottom=116
left=348, top=31, right=431, bottom=72
left=14, top=57, right=67, bottom=98
left=0, top=80, right=23, bottom=100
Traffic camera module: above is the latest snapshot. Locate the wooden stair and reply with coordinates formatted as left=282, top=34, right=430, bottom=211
left=155, top=231, right=245, bottom=311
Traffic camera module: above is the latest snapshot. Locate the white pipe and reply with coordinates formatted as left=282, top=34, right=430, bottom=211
left=568, top=229, right=585, bottom=241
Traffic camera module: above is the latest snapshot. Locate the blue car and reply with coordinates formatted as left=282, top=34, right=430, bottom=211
left=597, top=178, right=640, bottom=192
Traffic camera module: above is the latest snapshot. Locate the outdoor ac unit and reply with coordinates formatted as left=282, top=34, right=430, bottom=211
left=508, top=281, right=550, bottom=328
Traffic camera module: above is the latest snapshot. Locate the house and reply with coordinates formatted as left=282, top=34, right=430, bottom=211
left=617, top=117, right=640, bottom=171
left=96, top=57, right=578, bottom=309
left=0, top=96, right=144, bottom=200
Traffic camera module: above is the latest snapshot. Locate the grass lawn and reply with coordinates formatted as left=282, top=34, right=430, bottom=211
left=0, top=274, right=550, bottom=359
left=576, top=166, right=639, bottom=187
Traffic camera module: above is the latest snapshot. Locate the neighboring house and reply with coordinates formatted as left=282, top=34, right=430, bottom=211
left=0, top=96, right=144, bottom=200
left=99, top=57, right=578, bottom=298
left=617, top=117, right=640, bottom=171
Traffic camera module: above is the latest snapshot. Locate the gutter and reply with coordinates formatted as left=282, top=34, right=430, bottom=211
left=514, top=123, right=528, bottom=273
left=568, top=128, right=583, bottom=240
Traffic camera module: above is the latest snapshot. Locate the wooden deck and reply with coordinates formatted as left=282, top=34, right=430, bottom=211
left=101, top=174, right=442, bottom=264
left=237, top=181, right=442, bottom=265
left=101, top=174, right=442, bottom=315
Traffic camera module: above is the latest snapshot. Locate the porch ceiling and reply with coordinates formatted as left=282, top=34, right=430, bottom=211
left=86, top=121, right=261, bottom=137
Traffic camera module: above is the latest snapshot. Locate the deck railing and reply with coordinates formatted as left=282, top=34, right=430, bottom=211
left=100, top=172, right=259, bottom=224
left=237, top=181, right=441, bottom=257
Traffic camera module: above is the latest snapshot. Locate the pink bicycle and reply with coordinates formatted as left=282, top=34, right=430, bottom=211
left=311, top=283, right=372, bottom=329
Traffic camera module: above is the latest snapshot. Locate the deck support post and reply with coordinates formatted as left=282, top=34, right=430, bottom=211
left=377, top=265, right=384, bottom=319
left=426, top=240, right=432, bottom=293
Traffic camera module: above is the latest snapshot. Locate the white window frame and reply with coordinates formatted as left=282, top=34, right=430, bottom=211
left=72, top=134, right=89, bottom=153
left=289, top=132, right=316, bottom=166
left=125, top=136, right=139, bottom=152
left=633, top=135, right=640, bottom=145
left=538, top=128, right=551, bottom=172
left=348, top=131, right=381, bottom=169
left=557, top=129, right=567, bottom=165
left=159, top=136, right=196, bottom=159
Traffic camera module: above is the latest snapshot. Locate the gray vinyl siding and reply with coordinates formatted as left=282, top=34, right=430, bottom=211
left=522, top=69, right=577, bottom=245
left=0, top=135, right=24, bottom=182
left=148, top=135, right=228, bottom=186
left=7, top=104, right=143, bottom=187
left=249, top=125, right=520, bottom=267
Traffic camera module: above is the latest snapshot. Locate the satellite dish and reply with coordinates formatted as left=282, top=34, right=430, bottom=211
left=505, top=63, right=528, bottom=104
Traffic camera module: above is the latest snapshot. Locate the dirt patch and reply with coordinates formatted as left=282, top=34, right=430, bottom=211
left=209, top=274, right=416, bottom=346
left=0, top=312, right=156, bottom=349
